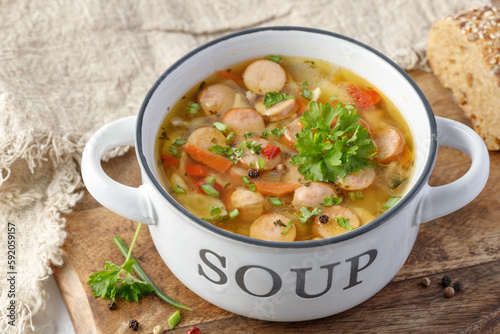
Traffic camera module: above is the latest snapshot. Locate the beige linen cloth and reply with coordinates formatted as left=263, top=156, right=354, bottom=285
left=0, top=0, right=490, bottom=333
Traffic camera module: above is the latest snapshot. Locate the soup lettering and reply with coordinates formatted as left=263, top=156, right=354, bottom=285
left=156, top=56, right=414, bottom=241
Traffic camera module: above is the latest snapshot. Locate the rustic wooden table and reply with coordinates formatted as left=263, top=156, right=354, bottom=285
left=54, top=70, right=500, bottom=333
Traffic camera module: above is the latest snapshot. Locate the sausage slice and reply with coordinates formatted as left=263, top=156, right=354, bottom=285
left=243, top=59, right=287, bottom=94
left=313, top=206, right=360, bottom=238
left=250, top=213, right=296, bottom=241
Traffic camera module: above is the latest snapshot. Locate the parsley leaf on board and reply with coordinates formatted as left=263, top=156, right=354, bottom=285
left=87, top=258, right=153, bottom=302
left=290, top=101, right=377, bottom=182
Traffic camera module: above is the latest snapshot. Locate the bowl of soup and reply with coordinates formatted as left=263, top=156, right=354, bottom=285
left=81, top=27, right=489, bottom=321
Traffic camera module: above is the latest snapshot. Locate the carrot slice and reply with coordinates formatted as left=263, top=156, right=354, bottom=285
left=217, top=70, right=244, bottom=87
left=185, top=164, right=208, bottom=177
left=253, top=181, right=301, bottom=197
left=184, top=142, right=233, bottom=173
left=364, top=89, right=381, bottom=104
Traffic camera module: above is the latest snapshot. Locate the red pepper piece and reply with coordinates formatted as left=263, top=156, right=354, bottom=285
left=185, top=164, right=208, bottom=177
left=346, top=83, right=380, bottom=109
left=261, top=143, right=281, bottom=160
left=160, top=154, right=179, bottom=167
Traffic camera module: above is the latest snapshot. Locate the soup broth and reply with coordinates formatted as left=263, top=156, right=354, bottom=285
left=155, top=56, right=414, bottom=241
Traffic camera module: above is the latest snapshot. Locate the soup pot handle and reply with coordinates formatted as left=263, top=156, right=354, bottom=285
left=417, top=116, right=489, bottom=224
left=81, top=116, right=156, bottom=225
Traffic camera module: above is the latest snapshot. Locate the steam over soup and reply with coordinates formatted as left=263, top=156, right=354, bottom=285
left=156, top=56, right=414, bottom=242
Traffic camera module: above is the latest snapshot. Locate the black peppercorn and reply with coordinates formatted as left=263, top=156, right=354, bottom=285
left=129, top=319, right=139, bottom=331
left=453, top=281, right=463, bottom=292
left=248, top=169, right=260, bottom=179
left=442, top=276, right=452, bottom=287
left=319, top=214, right=329, bottom=224
left=107, top=301, right=117, bottom=310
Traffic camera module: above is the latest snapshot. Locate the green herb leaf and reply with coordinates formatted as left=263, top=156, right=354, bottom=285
left=271, top=126, right=287, bottom=137
left=320, top=195, right=342, bottom=206
left=383, top=196, right=401, bottom=210
left=168, top=309, right=182, bottom=330
left=87, top=259, right=153, bottom=303
left=229, top=208, right=240, bottom=219
left=257, top=158, right=265, bottom=170
left=209, top=205, right=222, bottom=216
left=241, top=176, right=250, bottom=184
left=172, top=184, right=186, bottom=194
left=205, top=175, right=216, bottom=184
left=87, top=262, right=121, bottom=301
left=200, top=184, right=220, bottom=197
left=297, top=207, right=324, bottom=223
left=213, top=122, right=229, bottom=133
left=264, top=92, right=295, bottom=109
left=172, top=139, right=186, bottom=147
left=337, top=217, right=353, bottom=230
left=188, top=102, right=200, bottom=114
left=226, top=132, right=235, bottom=143
left=281, top=219, right=294, bottom=235
left=268, top=55, right=282, bottom=63
left=116, top=273, right=154, bottom=302
left=290, top=101, right=377, bottom=182
left=269, top=197, right=284, bottom=207
left=302, top=88, right=312, bottom=100
left=244, top=131, right=255, bottom=139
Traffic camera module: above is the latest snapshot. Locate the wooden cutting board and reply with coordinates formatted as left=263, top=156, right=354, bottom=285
left=53, top=68, right=500, bottom=333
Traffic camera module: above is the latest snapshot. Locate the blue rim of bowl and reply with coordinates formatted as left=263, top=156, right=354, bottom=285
left=136, top=26, right=437, bottom=249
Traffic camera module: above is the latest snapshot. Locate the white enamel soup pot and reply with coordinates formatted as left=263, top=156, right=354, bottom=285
left=82, top=27, right=489, bottom=321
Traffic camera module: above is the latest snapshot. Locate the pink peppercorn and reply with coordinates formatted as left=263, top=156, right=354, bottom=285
left=187, top=327, right=201, bottom=334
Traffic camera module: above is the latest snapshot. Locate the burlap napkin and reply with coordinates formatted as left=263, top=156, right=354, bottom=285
left=0, top=0, right=490, bottom=333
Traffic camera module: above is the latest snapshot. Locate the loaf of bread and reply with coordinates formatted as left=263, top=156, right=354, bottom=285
left=428, top=6, right=500, bottom=150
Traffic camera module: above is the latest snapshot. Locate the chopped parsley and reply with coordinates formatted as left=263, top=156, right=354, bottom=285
left=337, top=217, right=353, bottom=230
left=302, top=88, right=312, bottom=100
left=225, top=132, right=235, bottom=143
left=244, top=131, right=255, bottom=139
left=290, top=101, right=377, bottom=182
left=297, top=207, right=324, bottom=224
left=320, top=195, right=342, bottom=206
left=263, top=92, right=295, bottom=109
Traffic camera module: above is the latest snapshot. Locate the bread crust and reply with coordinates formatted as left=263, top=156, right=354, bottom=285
left=428, top=6, right=500, bottom=150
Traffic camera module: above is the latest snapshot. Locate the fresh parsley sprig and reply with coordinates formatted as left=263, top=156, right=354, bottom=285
left=87, top=224, right=153, bottom=302
left=290, top=101, right=377, bottom=182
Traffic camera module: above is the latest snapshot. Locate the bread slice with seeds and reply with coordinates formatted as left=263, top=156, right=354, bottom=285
left=428, top=6, right=500, bottom=150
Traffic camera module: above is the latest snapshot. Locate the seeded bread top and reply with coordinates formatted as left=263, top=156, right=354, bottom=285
left=447, top=6, right=500, bottom=80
